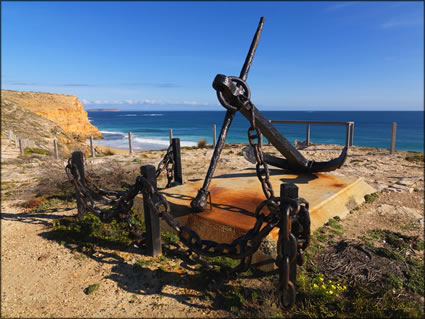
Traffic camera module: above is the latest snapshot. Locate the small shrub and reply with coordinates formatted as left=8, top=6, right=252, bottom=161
left=197, top=139, right=207, bottom=148
left=103, top=148, right=115, bottom=156
left=405, top=153, right=424, bottom=163
left=364, top=192, right=378, bottom=204
left=85, top=283, right=100, bottom=295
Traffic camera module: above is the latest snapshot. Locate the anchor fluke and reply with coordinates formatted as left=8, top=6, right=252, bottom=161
left=242, top=145, right=348, bottom=173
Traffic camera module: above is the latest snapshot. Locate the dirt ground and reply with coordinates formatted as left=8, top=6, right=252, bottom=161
left=1, top=142, right=424, bottom=317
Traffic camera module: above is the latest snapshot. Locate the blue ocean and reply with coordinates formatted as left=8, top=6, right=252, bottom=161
left=87, top=111, right=424, bottom=153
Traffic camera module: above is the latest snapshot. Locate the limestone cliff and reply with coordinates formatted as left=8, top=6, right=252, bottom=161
left=1, top=97, right=91, bottom=155
left=1, top=90, right=102, bottom=141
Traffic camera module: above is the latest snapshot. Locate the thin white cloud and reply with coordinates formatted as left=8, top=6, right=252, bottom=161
left=82, top=98, right=210, bottom=106
left=381, top=18, right=423, bottom=29
left=324, top=2, right=356, bottom=11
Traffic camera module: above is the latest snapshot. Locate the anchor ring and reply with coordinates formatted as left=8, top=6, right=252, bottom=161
left=216, top=76, right=251, bottom=112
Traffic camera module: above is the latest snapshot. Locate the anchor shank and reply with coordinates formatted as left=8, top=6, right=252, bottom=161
left=240, top=105, right=310, bottom=168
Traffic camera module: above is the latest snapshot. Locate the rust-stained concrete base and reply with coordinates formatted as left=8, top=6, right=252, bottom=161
left=134, top=168, right=375, bottom=268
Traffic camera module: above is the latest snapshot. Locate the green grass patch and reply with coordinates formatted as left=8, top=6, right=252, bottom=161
left=326, top=217, right=343, bottom=230
left=23, top=147, right=50, bottom=156
left=22, top=195, right=74, bottom=213
left=413, top=239, right=424, bottom=251
left=50, top=210, right=145, bottom=249
left=161, top=231, right=179, bottom=244
left=405, top=152, right=424, bottom=163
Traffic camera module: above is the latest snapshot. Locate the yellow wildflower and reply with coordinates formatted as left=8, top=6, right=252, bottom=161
left=313, top=284, right=318, bottom=289
left=321, top=285, right=326, bottom=289
left=331, top=285, right=336, bottom=289
left=329, top=290, right=334, bottom=294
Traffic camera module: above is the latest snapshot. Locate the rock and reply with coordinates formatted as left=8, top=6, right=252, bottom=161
left=377, top=204, right=422, bottom=220
left=396, top=178, right=416, bottom=187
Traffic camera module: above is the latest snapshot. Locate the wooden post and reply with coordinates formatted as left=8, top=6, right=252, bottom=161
left=169, top=129, right=173, bottom=144
left=390, top=122, right=397, bottom=154
left=128, top=132, right=133, bottom=154
left=212, top=124, right=216, bottom=148
left=306, top=123, right=311, bottom=146
left=349, top=122, right=354, bottom=146
left=19, top=138, right=24, bottom=155
left=172, top=138, right=183, bottom=185
left=53, top=138, right=59, bottom=159
left=89, top=136, right=95, bottom=158
left=14, top=134, right=18, bottom=148
left=71, top=151, right=87, bottom=219
left=8, top=130, right=13, bottom=143
left=141, top=165, right=162, bottom=257
left=279, top=183, right=299, bottom=305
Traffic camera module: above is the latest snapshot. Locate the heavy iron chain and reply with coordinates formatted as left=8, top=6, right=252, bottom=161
left=155, top=144, right=175, bottom=188
left=237, top=90, right=311, bottom=308
left=66, top=124, right=310, bottom=309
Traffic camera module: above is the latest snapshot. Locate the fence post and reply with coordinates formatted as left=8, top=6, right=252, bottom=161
left=128, top=132, right=133, bottom=154
left=349, top=122, right=354, bottom=146
left=89, top=136, right=95, bottom=158
left=390, top=122, right=397, bottom=154
left=279, top=183, right=299, bottom=306
left=169, top=129, right=173, bottom=144
left=14, top=134, right=18, bottom=148
left=71, top=151, right=88, bottom=218
left=306, top=123, right=311, bottom=146
left=212, top=124, right=216, bottom=148
left=8, top=130, right=13, bottom=143
left=19, top=138, right=24, bottom=155
left=141, top=165, right=162, bottom=257
left=53, top=138, right=59, bottom=159
left=172, top=138, right=183, bottom=185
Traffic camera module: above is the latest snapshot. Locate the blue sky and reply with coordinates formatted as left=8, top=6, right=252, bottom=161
left=2, top=1, right=423, bottom=111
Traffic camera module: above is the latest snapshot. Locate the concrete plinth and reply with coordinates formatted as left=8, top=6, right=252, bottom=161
left=134, top=168, right=375, bottom=267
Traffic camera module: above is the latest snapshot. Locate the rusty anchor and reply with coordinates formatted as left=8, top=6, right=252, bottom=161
left=191, top=17, right=347, bottom=212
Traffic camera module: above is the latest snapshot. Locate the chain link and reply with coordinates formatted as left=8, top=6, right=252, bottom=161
left=156, top=144, right=175, bottom=188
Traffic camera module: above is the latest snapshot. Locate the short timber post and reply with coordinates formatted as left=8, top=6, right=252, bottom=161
left=390, top=122, right=397, bottom=154
left=141, top=165, right=162, bottom=257
left=128, top=132, right=133, bottom=154
left=19, top=138, right=24, bottom=155
left=90, top=136, right=95, bottom=158
left=279, top=183, right=299, bottom=306
left=169, top=129, right=173, bottom=144
left=171, top=138, right=183, bottom=185
left=71, top=151, right=88, bottom=219
left=53, top=138, right=59, bottom=159
left=14, top=134, right=18, bottom=148
left=306, top=123, right=311, bottom=146
left=349, top=122, right=354, bottom=146
left=212, top=124, right=216, bottom=148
